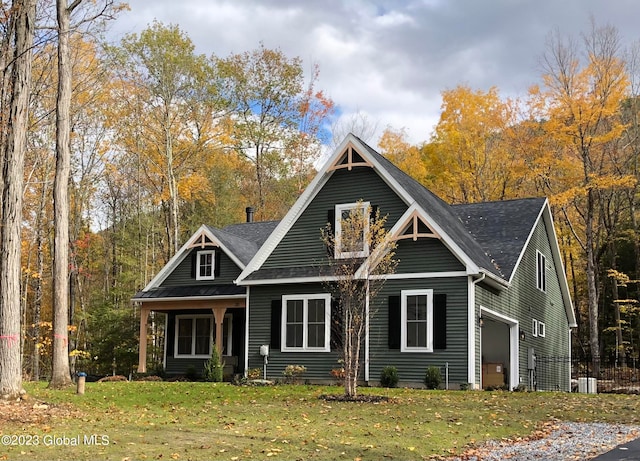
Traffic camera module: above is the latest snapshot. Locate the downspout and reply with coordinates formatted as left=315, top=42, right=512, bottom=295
left=244, top=287, right=250, bottom=377
left=364, top=279, right=370, bottom=383
left=568, top=326, right=573, bottom=392
left=469, top=272, right=486, bottom=389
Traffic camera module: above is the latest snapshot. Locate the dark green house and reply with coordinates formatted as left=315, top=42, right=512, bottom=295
left=134, top=134, right=576, bottom=390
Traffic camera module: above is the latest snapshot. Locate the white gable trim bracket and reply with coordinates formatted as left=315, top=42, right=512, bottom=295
left=327, top=141, right=373, bottom=172
left=394, top=209, right=439, bottom=241
left=188, top=232, right=217, bottom=249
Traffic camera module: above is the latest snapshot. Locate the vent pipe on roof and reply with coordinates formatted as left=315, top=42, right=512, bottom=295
left=246, top=206, right=254, bottom=223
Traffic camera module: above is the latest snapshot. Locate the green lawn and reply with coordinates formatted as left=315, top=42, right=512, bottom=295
left=1, top=382, right=638, bottom=460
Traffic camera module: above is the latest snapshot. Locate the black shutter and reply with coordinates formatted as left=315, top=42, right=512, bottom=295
left=191, top=251, right=197, bottom=278
left=231, top=310, right=245, bottom=366
left=214, top=250, right=221, bottom=277
left=434, top=294, right=447, bottom=349
left=327, top=209, right=335, bottom=235
left=330, top=298, right=343, bottom=351
left=369, top=205, right=379, bottom=249
left=270, top=300, right=282, bottom=348
left=370, top=204, right=379, bottom=220
left=326, top=209, right=336, bottom=256
left=388, top=295, right=401, bottom=349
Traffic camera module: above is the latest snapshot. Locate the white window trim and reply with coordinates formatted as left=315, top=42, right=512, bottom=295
left=536, top=250, right=546, bottom=292
left=335, top=202, right=370, bottom=259
left=281, top=293, right=331, bottom=352
left=538, top=321, right=546, bottom=338
left=400, top=289, right=433, bottom=353
left=532, top=318, right=538, bottom=337
left=175, top=314, right=213, bottom=358
left=196, top=249, right=216, bottom=281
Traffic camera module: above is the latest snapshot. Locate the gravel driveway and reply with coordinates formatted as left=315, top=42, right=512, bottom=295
left=447, top=422, right=640, bottom=461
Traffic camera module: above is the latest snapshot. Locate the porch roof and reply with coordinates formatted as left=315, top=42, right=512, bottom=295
left=132, top=284, right=245, bottom=300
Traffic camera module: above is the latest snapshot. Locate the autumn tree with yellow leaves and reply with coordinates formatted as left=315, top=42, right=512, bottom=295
left=534, top=23, right=632, bottom=367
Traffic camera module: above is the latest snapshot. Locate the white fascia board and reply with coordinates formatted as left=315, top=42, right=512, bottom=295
left=236, top=134, right=362, bottom=284
left=542, top=202, right=577, bottom=327
left=135, top=294, right=247, bottom=303
left=478, top=268, right=510, bottom=289
left=240, top=275, right=341, bottom=286
left=353, top=155, right=485, bottom=277
left=506, top=202, right=543, bottom=286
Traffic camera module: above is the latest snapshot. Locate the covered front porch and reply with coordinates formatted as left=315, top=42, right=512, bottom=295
left=135, top=290, right=246, bottom=377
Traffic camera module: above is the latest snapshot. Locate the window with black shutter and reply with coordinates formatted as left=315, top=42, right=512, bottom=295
left=388, top=295, right=401, bottom=349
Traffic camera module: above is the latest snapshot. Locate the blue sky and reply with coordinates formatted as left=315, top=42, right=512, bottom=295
left=107, top=0, right=640, bottom=146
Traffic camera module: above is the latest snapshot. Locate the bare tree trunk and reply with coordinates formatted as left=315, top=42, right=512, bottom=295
left=32, top=181, right=47, bottom=381
left=162, top=106, right=179, bottom=256
left=585, top=189, right=600, bottom=375
left=0, top=0, right=36, bottom=399
left=50, top=0, right=81, bottom=388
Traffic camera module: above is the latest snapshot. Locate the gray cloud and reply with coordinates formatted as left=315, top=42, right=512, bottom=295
left=107, top=0, right=640, bottom=145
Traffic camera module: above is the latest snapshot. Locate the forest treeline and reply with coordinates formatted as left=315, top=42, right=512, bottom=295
left=0, top=1, right=638, bottom=395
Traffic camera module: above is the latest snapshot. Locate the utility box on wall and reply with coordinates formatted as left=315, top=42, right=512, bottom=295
left=482, top=363, right=505, bottom=388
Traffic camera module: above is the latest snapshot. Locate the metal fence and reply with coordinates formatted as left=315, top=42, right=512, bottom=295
left=535, top=354, right=640, bottom=393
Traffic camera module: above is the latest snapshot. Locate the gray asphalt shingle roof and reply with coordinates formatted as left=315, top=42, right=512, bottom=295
left=133, top=284, right=245, bottom=300
left=452, top=198, right=546, bottom=280
left=359, top=139, right=511, bottom=279
left=206, top=221, right=280, bottom=266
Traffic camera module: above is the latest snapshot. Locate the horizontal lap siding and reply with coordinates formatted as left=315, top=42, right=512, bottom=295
left=162, top=249, right=242, bottom=286
left=249, top=279, right=470, bottom=385
left=248, top=166, right=473, bottom=385
left=165, top=356, right=208, bottom=375
left=370, top=277, right=469, bottom=385
left=395, top=238, right=465, bottom=273
left=262, top=167, right=408, bottom=269
left=476, top=219, right=570, bottom=390
left=248, top=284, right=340, bottom=381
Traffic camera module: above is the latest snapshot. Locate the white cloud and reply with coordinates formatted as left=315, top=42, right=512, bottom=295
left=107, top=0, right=640, bottom=146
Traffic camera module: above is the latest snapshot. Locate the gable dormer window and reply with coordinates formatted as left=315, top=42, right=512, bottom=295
left=335, top=202, right=370, bottom=259
left=196, top=249, right=216, bottom=280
